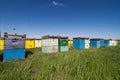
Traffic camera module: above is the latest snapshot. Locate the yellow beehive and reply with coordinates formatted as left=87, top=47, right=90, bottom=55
left=115, top=40, right=118, bottom=46
left=0, top=40, right=4, bottom=50
left=68, top=40, right=73, bottom=47
left=35, top=39, right=42, bottom=48
left=116, top=40, right=118, bottom=46
left=25, top=39, right=35, bottom=49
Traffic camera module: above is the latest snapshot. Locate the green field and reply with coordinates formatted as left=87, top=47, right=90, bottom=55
left=0, top=47, right=120, bottom=80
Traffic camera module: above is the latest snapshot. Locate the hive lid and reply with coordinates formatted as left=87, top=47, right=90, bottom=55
left=103, top=38, right=112, bottom=40
left=90, top=38, right=103, bottom=40
left=42, top=35, right=68, bottom=39
left=4, top=32, right=26, bottom=39
left=26, top=38, right=35, bottom=40
left=73, top=37, right=89, bottom=40
left=59, top=36, right=68, bottom=39
left=34, top=38, right=42, bottom=40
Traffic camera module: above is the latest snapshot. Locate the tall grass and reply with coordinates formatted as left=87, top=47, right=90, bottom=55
left=0, top=47, right=120, bottom=80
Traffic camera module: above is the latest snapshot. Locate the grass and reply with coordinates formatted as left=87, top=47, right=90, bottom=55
left=0, top=46, right=120, bottom=80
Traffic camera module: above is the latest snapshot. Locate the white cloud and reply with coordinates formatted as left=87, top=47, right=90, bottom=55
left=52, top=1, right=64, bottom=6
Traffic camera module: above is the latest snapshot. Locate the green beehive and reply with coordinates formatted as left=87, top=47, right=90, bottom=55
left=58, top=37, right=69, bottom=52
left=59, top=39, right=68, bottom=46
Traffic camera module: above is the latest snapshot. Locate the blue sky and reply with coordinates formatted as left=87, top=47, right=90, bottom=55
left=0, top=0, right=120, bottom=39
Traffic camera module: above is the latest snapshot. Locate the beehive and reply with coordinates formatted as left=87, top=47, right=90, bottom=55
left=3, top=32, right=26, bottom=61
left=109, top=40, right=117, bottom=46
left=59, top=37, right=69, bottom=52
left=68, top=40, right=73, bottom=47
left=90, top=38, right=102, bottom=48
left=116, top=40, right=118, bottom=46
left=73, top=37, right=89, bottom=49
left=85, top=40, right=90, bottom=49
left=115, top=40, right=120, bottom=46
left=4, top=39, right=25, bottom=49
left=118, top=40, right=120, bottom=46
left=103, top=38, right=111, bottom=47
left=100, top=39, right=104, bottom=47
left=0, top=39, right=4, bottom=50
left=25, top=39, right=35, bottom=49
left=4, top=49, right=25, bottom=61
left=42, top=35, right=58, bottom=53
left=35, top=39, right=41, bottom=48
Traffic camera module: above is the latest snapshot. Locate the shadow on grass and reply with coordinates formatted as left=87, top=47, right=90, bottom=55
left=25, top=50, right=33, bottom=58
left=0, top=53, right=3, bottom=61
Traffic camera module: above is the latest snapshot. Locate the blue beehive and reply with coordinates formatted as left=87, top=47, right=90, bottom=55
left=3, top=49, right=25, bottom=61
left=3, top=32, right=26, bottom=61
left=90, top=39, right=101, bottom=48
left=118, top=40, right=120, bottom=46
left=100, top=39, right=104, bottom=47
left=103, top=40, right=110, bottom=47
left=73, top=37, right=89, bottom=49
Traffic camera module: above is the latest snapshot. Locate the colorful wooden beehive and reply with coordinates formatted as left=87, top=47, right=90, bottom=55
left=68, top=40, right=73, bottom=47
left=116, top=40, right=118, bottom=46
left=3, top=32, right=26, bottom=61
left=42, top=35, right=59, bottom=53
left=59, top=36, right=69, bottom=52
left=118, top=40, right=120, bottom=46
left=35, top=39, right=41, bottom=48
left=103, top=38, right=111, bottom=47
left=100, top=39, right=104, bottom=47
left=73, top=37, right=89, bottom=49
left=90, top=38, right=102, bottom=48
left=109, top=40, right=117, bottom=46
left=0, top=39, right=4, bottom=50
left=25, top=39, right=35, bottom=49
